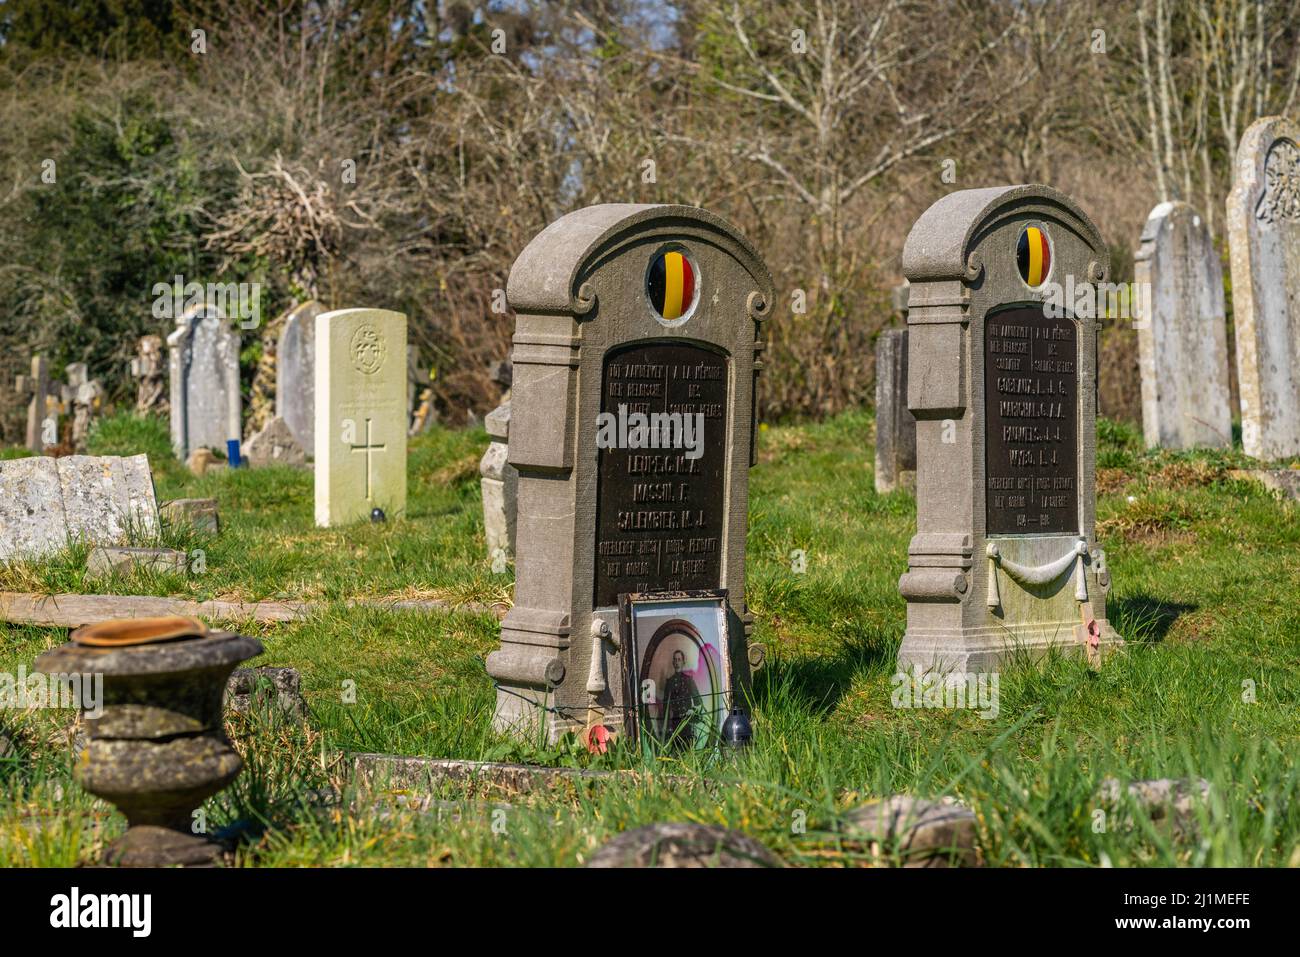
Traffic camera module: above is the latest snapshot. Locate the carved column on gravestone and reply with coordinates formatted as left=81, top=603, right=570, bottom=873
left=1226, top=115, right=1300, bottom=461
left=131, top=335, right=168, bottom=417
left=1133, top=202, right=1232, bottom=450
left=15, top=355, right=54, bottom=453
left=486, top=204, right=774, bottom=742
left=897, top=185, right=1121, bottom=676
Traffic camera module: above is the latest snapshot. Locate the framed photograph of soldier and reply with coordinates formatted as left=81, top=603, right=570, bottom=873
left=618, top=590, right=732, bottom=753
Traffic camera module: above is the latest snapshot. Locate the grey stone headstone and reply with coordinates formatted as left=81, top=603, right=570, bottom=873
left=167, top=304, right=241, bottom=460
left=480, top=401, right=516, bottom=560
left=896, top=186, right=1121, bottom=677
left=874, top=328, right=916, bottom=493
left=0, top=454, right=159, bottom=561
left=276, top=300, right=325, bottom=451
left=15, top=355, right=56, bottom=453
left=1134, top=202, right=1232, bottom=449
left=1227, top=116, right=1300, bottom=461
left=486, top=204, right=774, bottom=744
left=245, top=415, right=306, bottom=468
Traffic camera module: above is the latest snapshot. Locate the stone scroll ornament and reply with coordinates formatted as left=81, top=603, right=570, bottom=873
left=485, top=204, right=774, bottom=744
left=896, top=185, right=1121, bottom=677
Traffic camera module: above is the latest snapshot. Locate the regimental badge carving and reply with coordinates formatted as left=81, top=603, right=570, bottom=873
left=1256, top=138, right=1300, bottom=225
left=350, top=323, right=387, bottom=375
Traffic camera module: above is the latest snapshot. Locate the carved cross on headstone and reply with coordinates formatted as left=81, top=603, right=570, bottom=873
left=14, top=355, right=56, bottom=453
left=349, top=417, right=386, bottom=501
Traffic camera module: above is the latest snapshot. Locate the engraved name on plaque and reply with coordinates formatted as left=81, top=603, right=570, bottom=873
left=984, top=304, right=1079, bottom=536
left=594, top=341, right=729, bottom=607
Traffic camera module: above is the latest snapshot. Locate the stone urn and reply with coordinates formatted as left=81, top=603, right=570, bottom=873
left=35, top=616, right=262, bottom=867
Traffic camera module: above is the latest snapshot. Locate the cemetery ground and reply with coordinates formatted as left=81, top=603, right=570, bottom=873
left=0, top=412, right=1297, bottom=867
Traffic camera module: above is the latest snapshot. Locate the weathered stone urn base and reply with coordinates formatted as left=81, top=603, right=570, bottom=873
left=36, top=621, right=262, bottom=868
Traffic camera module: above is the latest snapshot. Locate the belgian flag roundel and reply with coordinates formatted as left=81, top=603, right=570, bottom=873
left=1016, top=225, right=1051, bottom=287
left=647, top=249, right=696, bottom=321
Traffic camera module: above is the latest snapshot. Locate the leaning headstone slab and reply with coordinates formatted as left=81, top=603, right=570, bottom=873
left=0, top=457, right=67, bottom=559
left=486, top=204, right=774, bottom=742
left=314, top=308, right=408, bottom=526
left=480, top=401, right=517, bottom=560
left=167, top=304, right=242, bottom=460
left=874, top=328, right=916, bottom=493
left=1134, top=202, right=1232, bottom=449
left=276, top=300, right=325, bottom=451
left=897, top=186, right=1121, bottom=676
left=0, top=454, right=159, bottom=561
left=1227, top=116, right=1300, bottom=461
left=587, top=823, right=783, bottom=868
left=245, top=415, right=306, bottom=468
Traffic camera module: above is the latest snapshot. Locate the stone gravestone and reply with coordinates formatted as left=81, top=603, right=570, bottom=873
left=896, top=185, right=1120, bottom=676
left=407, top=345, right=431, bottom=432
left=245, top=415, right=306, bottom=468
left=314, top=308, right=408, bottom=526
left=479, top=401, right=516, bottom=563
left=276, top=300, right=325, bottom=451
left=1133, top=201, right=1232, bottom=450
left=875, top=329, right=916, bottom=493
left=485, top=204, right=774, bottom=742
left=62, top=363, right=105, bottom=451
left=167, top=304, right=242, bottom=460
left=14, top=355, right=58, bottom=453
left=1227, top=115, right=1300, bottom=461
left=0, top=454, right=159, bottom=561
left=130, top=335, right=167, bottom=416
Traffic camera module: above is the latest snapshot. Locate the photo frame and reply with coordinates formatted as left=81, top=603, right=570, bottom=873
left=619, top=590, right=732, bottom=753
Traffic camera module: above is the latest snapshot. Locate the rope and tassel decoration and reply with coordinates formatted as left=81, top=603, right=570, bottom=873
left=986, top=538, right=1089, bottom=610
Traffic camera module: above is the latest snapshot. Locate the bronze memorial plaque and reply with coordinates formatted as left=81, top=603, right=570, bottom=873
left=984, top=305, right=1079, bottom=536
left=594, top=341, right=729, bottom=607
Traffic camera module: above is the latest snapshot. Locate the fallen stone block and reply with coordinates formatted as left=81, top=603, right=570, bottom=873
left=85, top=546, right=187, bottom=578
left=1098, top=776, right=1211, bottom=833
left=840, top=795, right=980, bottom=867
left=1229, top=468, right=1300, bottom=503
left=587, top=822, right=783, bottom=868
left=225, top=666, right=307, bottom=722
left=160, top=498, right=220, bottom=534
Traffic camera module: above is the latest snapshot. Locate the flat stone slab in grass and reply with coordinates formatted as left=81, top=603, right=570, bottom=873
left=160, top=498, right=220, bottom=534
left=840, top=795, right=980, bottom=867
left=1229, top=469, right=1300, bottom=503
left=86, top=546, right=187, bottom=578
left=225, top=666, right=307, bottom=721
left=586, top=823, right=783, bottom=868
left=349, top=753, right=701, bottom=803
left=0, top=454, right=159, bottom=562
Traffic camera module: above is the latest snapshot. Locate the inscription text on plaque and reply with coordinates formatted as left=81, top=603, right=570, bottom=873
left=594, top=341, right=728, bottom=606
left=984, top=305, right=1079, bottom=535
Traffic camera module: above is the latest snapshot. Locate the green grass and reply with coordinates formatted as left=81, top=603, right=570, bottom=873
left=0, top=409, right=1297, bottom=866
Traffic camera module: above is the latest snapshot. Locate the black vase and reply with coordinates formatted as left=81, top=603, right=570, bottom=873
left=721, top=706, right=753, bottom=748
